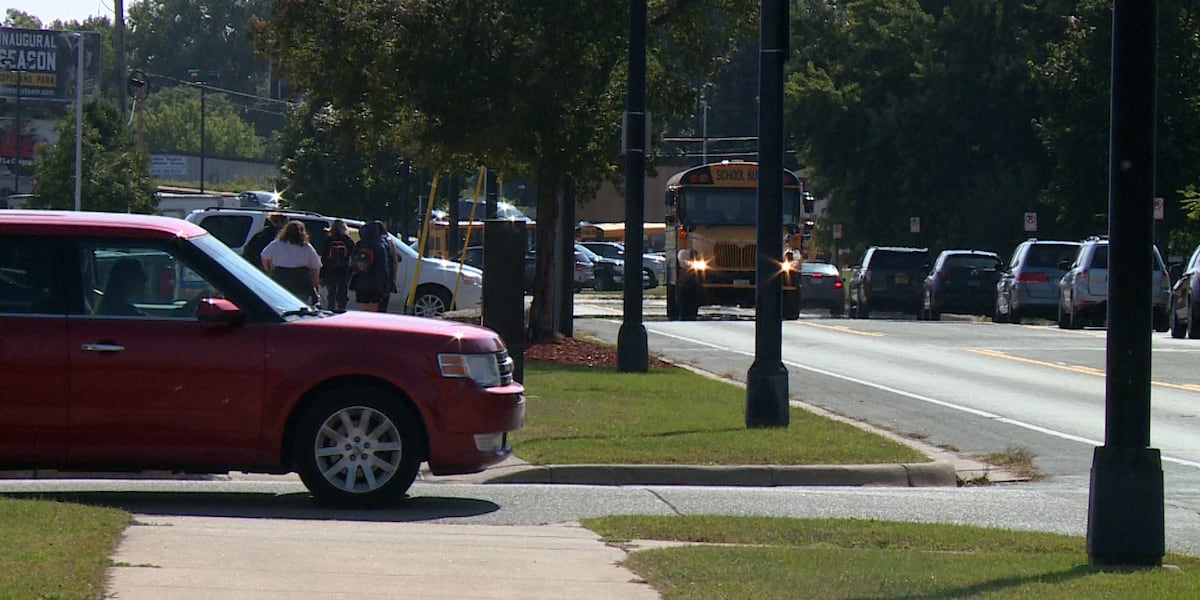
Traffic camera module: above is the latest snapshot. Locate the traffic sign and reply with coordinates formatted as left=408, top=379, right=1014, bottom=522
left=832, top=224, right=842, bottom=240
left=1024, top=211, right=1038, bottom=232
left=909, top=217, right=920, bottom=234
left=1154, top=197, right=1164, bottom=221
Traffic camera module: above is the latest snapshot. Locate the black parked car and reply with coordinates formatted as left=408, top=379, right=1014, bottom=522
left=920, top=250, right=1004, bottom=320
left=849, top=246, right=930, bottom=318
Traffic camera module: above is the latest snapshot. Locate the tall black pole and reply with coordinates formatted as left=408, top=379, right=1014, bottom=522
left=618, top=0, right=649, bottom=372
left=745, top=0, right=789, bottom=427
left=1086, top=0, right=1163, bottom=567
left=116, top=0, right=126, bottom=118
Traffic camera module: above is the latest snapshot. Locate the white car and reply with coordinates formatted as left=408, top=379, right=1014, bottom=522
left=185, top=208, right=482, bottom=317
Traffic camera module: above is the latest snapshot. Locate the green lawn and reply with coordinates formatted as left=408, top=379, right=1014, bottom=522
left=584, top=515, right=1200, bottom=599
left=0, top=497, right=130, bottom=600
left=514, top=362, right=928, bottom=465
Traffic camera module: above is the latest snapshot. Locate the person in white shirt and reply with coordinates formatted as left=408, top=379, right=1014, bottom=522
left=261, top=220, right=322, bottom=304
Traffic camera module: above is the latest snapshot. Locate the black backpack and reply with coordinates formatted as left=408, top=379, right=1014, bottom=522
left=324, top=238, right=351, bottom=272
left=352, top=245, right=375, bottom=274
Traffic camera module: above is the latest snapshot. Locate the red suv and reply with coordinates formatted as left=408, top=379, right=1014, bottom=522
left=0, top=211, right=524, bottom=507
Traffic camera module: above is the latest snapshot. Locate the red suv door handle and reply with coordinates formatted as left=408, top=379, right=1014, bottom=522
left=81, top=343, right=126, bottom=353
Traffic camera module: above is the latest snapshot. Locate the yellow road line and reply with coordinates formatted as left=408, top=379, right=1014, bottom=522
left=797, top=321, right=887, bottom=337
left=968, top=348, right=1200, bottom=392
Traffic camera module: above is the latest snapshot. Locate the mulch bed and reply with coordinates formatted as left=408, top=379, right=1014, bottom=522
left=524, top=334, right=673, bottom=368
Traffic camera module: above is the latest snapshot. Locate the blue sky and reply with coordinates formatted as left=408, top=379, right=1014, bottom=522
left=6, top=0, right=119, bottom=26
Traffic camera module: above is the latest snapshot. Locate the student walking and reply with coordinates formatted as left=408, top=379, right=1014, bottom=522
left=375, top=221, right=400, bottom=313
left=244, top=212, right=288, bottom=271
left=261, top=220, right=322, bottom=305
left=349, top=221, right=391, bottom=312
left=320, top=219, right=354, bottom=312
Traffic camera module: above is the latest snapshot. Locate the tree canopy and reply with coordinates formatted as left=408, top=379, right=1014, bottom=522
left=28, top=99, right=155, bottom=213
left=259, top=0, right=756, bottom=338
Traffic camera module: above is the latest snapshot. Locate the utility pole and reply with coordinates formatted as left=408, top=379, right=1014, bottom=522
left=116, top=0, right=126, bottom=118
left=189, top=70, right=206, bottom=193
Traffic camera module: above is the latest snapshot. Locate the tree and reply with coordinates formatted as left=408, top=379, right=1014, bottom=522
left=2, top=9, right=41, bottom=28
left=786, top=0, right=1061, bottom=255
left=127, top=0, right=281, bottom=137
left=259, top=0, right=754, bottom=340
left=141, top=84, right=267, bottom=159
left=276, top=99, right=409, bottom=220
left=28, top=99, right=156, bottom=213
left=1033, top=1, right=1200, bottom=255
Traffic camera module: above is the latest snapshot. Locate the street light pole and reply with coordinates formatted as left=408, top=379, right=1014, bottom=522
left=74, top=32, right=84, bottom=212
left=189, top=70, right=206, bottom=193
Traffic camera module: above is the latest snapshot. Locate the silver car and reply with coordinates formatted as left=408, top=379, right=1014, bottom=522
left=995, top=239, right=1080, bottom=323
left=1057, top=236, right=1170, bottom=331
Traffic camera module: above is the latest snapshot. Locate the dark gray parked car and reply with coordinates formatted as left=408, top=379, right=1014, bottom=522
left=849, top=246, right=930, bottom=318
left=798, top=261, right=845, bottom=316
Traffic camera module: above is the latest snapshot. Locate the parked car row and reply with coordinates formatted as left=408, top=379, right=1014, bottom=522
left=843, top=237, right=1176, bottom=334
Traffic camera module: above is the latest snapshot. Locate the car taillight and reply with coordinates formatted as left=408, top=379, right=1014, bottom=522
left=810, top=273, right=823, bottom=279
left=1017, top=272, right=1048, bottom=282
left=833, top=280, right=843, bottom=289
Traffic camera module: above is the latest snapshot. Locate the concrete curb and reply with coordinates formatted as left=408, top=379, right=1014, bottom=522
left=479, top=461, right=958, bottom=487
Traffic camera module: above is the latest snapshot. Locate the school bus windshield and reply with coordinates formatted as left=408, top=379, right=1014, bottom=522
left=679, top=187, right=804, bottom=226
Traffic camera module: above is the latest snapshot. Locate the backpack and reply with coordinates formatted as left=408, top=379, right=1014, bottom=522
left=324, top=238, right=351, bottom=272
left=353, top=245, right=375, bottom=274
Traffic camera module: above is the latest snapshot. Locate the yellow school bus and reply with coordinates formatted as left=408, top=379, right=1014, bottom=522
left=663, top=160, right=807, bottom=320
left=575, top=222, right=667, bottom=253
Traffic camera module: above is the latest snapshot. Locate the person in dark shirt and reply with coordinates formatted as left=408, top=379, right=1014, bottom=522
left=243, top=212, right=288, bottom=270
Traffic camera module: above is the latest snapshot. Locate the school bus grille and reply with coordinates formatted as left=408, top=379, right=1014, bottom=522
left=713, top=243, right=756, bottom=269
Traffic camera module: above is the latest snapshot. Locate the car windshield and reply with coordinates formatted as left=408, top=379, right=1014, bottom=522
left=191, top=233, right=313, bottom=315
left=801, top=262, right=840, bottom=276
left=576, top=244, right=601, bottom=261
left=1025, top=243, right=1080, bottom=269
left=944, top=255, right=999, bottom=270
left=589, top=244, right=624, bottom=259
left=872, top=251, right=927, bottom=268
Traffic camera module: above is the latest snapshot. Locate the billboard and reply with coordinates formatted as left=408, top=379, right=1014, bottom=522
left=0, top=28, right=101, bottom=103
left=1, top=28, right=100, bottom=194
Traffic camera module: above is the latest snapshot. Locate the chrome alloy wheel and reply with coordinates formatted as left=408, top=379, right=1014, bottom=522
left=313, top=405, right=404, bottom=494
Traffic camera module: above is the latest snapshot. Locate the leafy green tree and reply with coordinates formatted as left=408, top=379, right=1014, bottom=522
left=787, top=0, right=1061, bottom=256
left=260, top=0, right=754, bottom=339
left=141, top=84, right=267, bottom=159
left=2, top=9, right=41, bottom=28
left=127, top=0, right=281, bottom=136
left=29, top=99, right=156, bottom=213
left=276, top=99, right=409, bottom=220
left=1034, top=0, right=1200, bottom=257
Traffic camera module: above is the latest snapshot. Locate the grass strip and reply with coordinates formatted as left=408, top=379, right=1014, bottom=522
left=0, top=496, right=131, bottom=599
left=584, top=515, right=1200, bottom=599
left=515, top=362, right=928, bottom=465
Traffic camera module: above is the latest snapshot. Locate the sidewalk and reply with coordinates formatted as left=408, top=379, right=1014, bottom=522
left=103, top=455, right=1003, bottom=600
left=106, top=518, right=660, bottom=599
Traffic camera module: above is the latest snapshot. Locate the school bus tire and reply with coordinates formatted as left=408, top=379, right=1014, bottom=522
left=666, top=284, right=679, bottom=320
